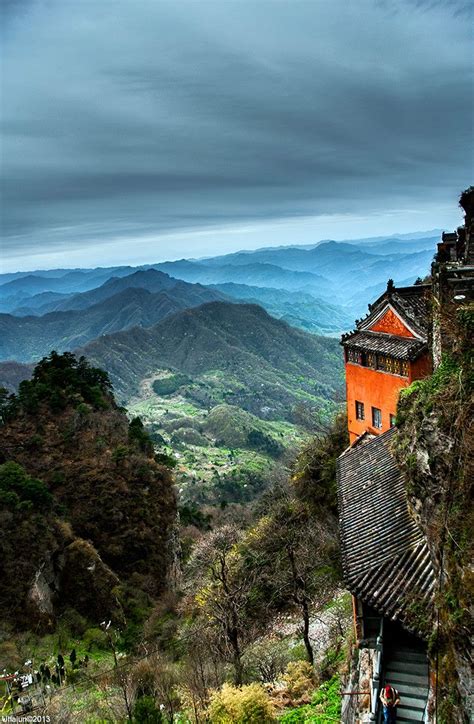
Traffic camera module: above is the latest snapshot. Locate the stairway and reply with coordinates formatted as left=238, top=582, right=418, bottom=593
left=381, top=646, right=429, bottom=723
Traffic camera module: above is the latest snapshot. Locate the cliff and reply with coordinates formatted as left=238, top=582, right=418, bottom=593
left=0, top=352, right=177, bottom=634
left=393, top=301, right=473, bottom=721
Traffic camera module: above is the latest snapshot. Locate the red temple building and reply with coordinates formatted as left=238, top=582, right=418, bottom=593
left=341, top=281, right=432, bottom=444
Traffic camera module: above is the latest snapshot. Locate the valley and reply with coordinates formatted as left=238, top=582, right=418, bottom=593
left=127, top=371, right=306, bottom=508
left=0, top=233, right=433, bottom=521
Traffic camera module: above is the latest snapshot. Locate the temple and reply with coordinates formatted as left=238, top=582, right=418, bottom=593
left=341, top=281, right=432, bottom=444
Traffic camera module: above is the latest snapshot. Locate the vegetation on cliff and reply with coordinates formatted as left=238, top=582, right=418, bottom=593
left=0, top=352, right=177, bottom=639
left=394, top=302, right=473, bottom=721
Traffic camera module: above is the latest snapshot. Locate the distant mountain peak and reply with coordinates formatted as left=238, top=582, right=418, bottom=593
left=103, top=268, right=171, bottom=286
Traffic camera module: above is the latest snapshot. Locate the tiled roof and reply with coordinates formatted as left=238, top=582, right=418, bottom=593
left=337, top=428, right=435, bottom=636
left=341, top=330, right=427, bottom=360
left=359, top=285, right=431, bottom=339
left=389, top=287, right=430, bottom=337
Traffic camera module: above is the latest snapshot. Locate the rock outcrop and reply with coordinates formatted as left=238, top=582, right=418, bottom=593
left=393, top=327, right=473, bottom=722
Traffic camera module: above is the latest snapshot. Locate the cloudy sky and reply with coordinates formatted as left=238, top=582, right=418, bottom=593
left=1, top=0, right=472, bottom=272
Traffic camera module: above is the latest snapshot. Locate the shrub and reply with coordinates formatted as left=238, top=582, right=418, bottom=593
left=281, top=661, right=315, bottom=706
left=112, top=445, right=129, bottom=465
left=247, top=430, right=284, bottom=458
left=208, top=682, right=275, bottom=723
left=154, top=452, right=177, bottom=468
left=179, top=503, right=212, bottom=531
left=13, top=352, right=112, bottom=414
left=0, top=461, right=52, bottom=510
left=291, top=412, right=348, bottom=514
left=82, top=627, right=108, bottom=652
left=76, top=402, right=91, bottom=416
left=129, top=417, right=154, bottom=454
left=132, top=695, right=163, bottom=723
left=279, top=675, right=341, bottom=723
left=311, top=675, right=341, bottom=721
left=279, top=707, right=310, bottom=723
left=242, top=638, right=293, bottom=683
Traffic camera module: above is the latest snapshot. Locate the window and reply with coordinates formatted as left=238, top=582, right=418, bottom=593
left=376, top=354, right=409, bottom=377
left=366, top=352, right=376, bottom=368
left=377, top=354, right=392, bottom=372
left=372, top=407, right=382, bottom=429
left=390, top=414, right=396, bottom=427
left=347, top=347, right=363, bottom=365
left=355, top=401, right=365, bottom=420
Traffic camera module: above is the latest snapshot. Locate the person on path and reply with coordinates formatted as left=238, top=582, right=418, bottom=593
left=380, top=684, right=400, bottom=723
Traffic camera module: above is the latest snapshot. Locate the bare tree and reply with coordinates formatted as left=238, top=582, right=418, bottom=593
left=187, top=525, right=256, bottom=685
left=243, top=495, right=338, bottom=666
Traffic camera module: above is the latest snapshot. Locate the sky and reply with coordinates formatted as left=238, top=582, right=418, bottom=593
left=1, top=0, right=473, bottom=272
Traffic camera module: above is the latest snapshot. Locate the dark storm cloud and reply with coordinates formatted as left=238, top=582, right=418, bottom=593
left=1, top=0, right=472, bottom=266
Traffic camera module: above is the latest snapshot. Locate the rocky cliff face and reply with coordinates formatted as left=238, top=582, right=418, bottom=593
left=0, top=353, right=177, bottom=633
left=393, top=311, right=473, bottom=722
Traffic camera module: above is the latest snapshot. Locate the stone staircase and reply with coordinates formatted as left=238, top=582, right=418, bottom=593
left=381, top=646, right=429, bottom=722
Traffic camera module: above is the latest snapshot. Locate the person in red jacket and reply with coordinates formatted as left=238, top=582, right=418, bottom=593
left=380, top=684, right=400, bottom=723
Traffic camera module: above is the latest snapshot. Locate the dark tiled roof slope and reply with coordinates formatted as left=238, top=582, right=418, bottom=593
left=341, top=330, right=426, bottom=360
left=359, top=284, right=431, bottom=339
left=337, top=428, right=435, bottom=635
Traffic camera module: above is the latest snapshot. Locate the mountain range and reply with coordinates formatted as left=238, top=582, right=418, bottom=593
left=0, top=271, right=228, bottom=362
left=153, top=241, right=434, bottom=307
left=207, top=283, right=352, bottom=333
left=79, top=301, right=343, bottom=414
left=0, top=233, right=437, bottom=364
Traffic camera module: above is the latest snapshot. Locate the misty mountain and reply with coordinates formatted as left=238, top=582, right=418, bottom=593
left=34, top=269, right=191, bottom=313
left=354, top=236, right=438, bottom=254
left=80, top=301, right=344, bottom=415
left=155, top=260, right=333, bottom=295
left=1, top=233, right=437, bottom=327
left=345, top=275, right=418, bottom=312
left=199, top=240, right=367, bottom=272
left=208, top=283, right=352, bottom=333
left=11, top=291, right=72, bottom=316
left=3, top=269, right=175, bottom=315
left=0, top=265, right=135, bottom=286
left=198, top=237, right=436, bottom=270
left=0, top=265, right=138, bottom=313
left=157, top=241, right=434, bottom=311
left=0, top=282, right=228, bottom=362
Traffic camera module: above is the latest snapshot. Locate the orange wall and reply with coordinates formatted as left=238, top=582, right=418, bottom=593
left=345, top=353, right=432, bottom=444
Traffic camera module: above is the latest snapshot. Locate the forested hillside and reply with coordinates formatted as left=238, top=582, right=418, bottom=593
left=81, top=301, right=343, bottom=407
left=0, top=353, right=176, bottom=634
